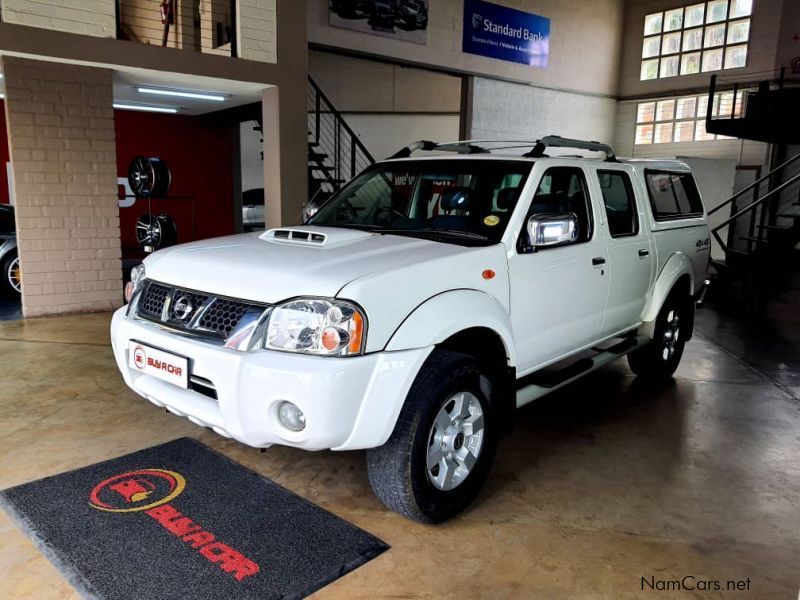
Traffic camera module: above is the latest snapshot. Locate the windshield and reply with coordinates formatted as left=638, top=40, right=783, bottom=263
left=309, top=160, right=532, bottom=244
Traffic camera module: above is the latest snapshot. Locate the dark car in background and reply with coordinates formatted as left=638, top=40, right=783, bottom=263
left=329, top=0, right=370, bottom=19
left=0, top=204, right=20, bottom=296
left=395, top=0, right=428, bottom=30
left=368, top=0, right=396, bottom=30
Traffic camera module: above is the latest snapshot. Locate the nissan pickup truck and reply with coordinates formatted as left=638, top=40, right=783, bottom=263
left=111, top=136, right=710, bottom=523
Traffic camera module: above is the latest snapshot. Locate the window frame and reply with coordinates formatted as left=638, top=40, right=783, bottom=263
left=640, top=1, right=752, bottom=81
left=596, top=169, right=640, bottom=238
left=644, top=169, right=705, bottom=221
left=517, top=166, right=596, bottom=253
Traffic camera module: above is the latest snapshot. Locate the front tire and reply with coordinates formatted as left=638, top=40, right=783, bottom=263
left=628, top=290, right=691, bottom=381
left=1, top=250, right=21, bottom=296
left=367, top=350, right=498, bottom=523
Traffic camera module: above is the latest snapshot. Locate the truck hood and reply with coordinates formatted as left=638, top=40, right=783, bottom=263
left=143, top=226, right=480, bottom=304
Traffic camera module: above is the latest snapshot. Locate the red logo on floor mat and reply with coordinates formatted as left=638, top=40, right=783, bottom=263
left=89, top=469, right=185, bottom=513
left=88, top=469, right=260, bottom=582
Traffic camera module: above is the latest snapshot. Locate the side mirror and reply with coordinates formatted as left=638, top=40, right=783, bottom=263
left=526, top=213, right=579, bottom=248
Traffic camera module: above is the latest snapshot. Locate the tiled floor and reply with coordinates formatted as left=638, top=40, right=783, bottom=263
left=0, top=309, right=798, bottom=598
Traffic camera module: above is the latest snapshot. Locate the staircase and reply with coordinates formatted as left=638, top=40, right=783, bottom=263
left=306, top=77, right=374, bottom=205
left=705, top=69, right=800, bottom=309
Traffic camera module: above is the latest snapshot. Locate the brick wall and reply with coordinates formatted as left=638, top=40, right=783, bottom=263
left=1, top=57, right=123, bottom=317
left=238, top=0, right=277, bottom=63
left=0, top=0, right=116, bottom=37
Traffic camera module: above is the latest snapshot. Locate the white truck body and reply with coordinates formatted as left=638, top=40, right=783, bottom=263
left=111, top=153, right=709, bottom=453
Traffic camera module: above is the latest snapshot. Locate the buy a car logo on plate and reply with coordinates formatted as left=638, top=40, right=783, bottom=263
left=128, top=342, right=189, bottom=389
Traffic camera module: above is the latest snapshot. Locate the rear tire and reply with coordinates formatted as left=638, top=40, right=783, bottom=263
left=367, top=350, right=498, bottom=523
left=628, top=290, right=691, bottom=381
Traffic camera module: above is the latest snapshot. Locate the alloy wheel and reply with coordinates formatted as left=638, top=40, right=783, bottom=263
left=662, top=309, right=681, bottom=361
left=7, top=256, right=21, bottom=293
left=426, top=391, right=485, bottom=491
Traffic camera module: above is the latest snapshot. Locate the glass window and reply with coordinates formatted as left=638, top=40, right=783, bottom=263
left=310, top=160, right=533, bottom=243
left=635, top=124, right=654, bottom=145
left=598, top=171, right=638, bottom=237
left=682, top=28, right=703, bottom=51
left=706, top=0, right=729, bottom=23
left=641, top=59, right=660, bottom=80
left=704, top=23, right=727, bottom=47
left=729, top=0, right=752, bottom=18
left=674, top=120, right=696, bottom=142
left=645, top=171, right=703, bottom=220
left=662, top=32, right=682, bottom=54
left=640, top=0, right=749, bottom=80
left=702, top=48, right=724, bottom=71
left=680, top=52, right=702, bottom=74
left=656, top=99, right=676, bottom=121
left=695, top=119, right=715, bottom=140
left=727, top=19, right=750, bottom=43
left=643, top=36, right=661, bottom=58
left=676, top=97, right=697, bottom=119
left=655, top=122, right=675, bottom=143
left=637, top=102, right=656, bottom=122
left=724, top=44, right=748, bottom=69
left=685, top=3, right=705, bottom=27
left=664, top=8, right=684, bottom=31
left=634, top=90, right=750, bottom=146
left=644, top=13, right=664, bottom=35
left=531, top=168, right=593, bottom=243
left=660, top=55, right=680, bottom=77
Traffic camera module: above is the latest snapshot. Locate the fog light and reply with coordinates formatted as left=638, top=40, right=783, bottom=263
left=277, top=401, right=306, bottom=432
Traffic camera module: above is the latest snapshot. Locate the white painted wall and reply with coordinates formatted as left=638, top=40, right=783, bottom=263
left=469, top=77, right=618, bottom=145
left=240, top=121, right=264, bottom=192
left=345, top=114, right=461, bottom=161
left=308, top=0, right=624, bottom=97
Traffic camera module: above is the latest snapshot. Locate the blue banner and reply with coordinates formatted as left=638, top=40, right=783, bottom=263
left=463, top=0, right=550, bottom=68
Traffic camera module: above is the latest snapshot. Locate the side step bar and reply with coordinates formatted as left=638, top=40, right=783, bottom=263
left=515, top=334, right=650, bottom=408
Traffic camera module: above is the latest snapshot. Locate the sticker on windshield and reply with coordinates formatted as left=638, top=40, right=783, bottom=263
left=483, top=215, right=500, bottom=227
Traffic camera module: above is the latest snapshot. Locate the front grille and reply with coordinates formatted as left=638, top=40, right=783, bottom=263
left=136, top=280, right=267, bottom=342
left=198, top=299, right=249, bottom=336
left=140, top=282, right=170, bottom=317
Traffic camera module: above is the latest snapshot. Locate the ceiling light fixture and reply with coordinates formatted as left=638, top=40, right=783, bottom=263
left=113, top=103, right=179, bottom=114
left=134, top=86, right=226, bottom=102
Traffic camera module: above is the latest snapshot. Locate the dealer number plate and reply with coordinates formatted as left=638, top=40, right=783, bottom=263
left=128, top=341, right=189, bottom=389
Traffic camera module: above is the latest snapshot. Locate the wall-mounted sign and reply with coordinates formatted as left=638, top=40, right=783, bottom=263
left=463, top=0, right=550, bottom=67
left=329, top=0, right=429, bottom=46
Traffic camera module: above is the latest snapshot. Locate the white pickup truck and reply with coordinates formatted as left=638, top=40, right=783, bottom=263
left=111, top=137, right=710, bottom=523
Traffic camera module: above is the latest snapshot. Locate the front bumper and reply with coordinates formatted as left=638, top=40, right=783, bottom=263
left=110, top=307, right=432, bottom=450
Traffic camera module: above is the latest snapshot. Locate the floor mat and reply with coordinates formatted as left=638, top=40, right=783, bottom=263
left=0, top=437, right=389, bottom=599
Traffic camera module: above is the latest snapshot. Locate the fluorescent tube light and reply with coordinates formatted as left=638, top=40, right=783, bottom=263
left=135, top=87, right=226, bottom=102
left=113, top=103, right=178, bottom=114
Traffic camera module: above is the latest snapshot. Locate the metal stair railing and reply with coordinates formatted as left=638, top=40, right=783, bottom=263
left=711, top=164, right=800, bottom=255
left=307, top=76, right=375, bottom=196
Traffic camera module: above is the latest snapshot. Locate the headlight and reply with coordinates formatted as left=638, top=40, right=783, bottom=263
left=124, top=264, right=146, bottom=303
left=265, top=298, right=366, bottom=356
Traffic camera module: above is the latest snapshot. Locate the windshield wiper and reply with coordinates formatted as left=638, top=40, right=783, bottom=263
left=377, top=228, right=490, bottom=241
left=312, top=222, right=383, bottom=231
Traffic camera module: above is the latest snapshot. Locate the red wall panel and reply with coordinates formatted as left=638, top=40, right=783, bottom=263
left=0, top=100, right=10, bottom=205
left=114, top=110, right=235, bottom=253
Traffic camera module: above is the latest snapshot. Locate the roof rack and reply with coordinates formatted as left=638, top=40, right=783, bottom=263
left=524, top=135, right=617, bottom=162
left=388, top=135, right=617, bottom=162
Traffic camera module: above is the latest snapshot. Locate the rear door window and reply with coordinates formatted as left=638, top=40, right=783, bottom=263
left=597, top=170, right=638, bottom=237
left=645, top=171, right=703, bottom=220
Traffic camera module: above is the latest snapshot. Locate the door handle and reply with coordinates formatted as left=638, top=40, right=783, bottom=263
left=592, top=257, right=606, bottom=266
left=638, top=249, right=650, bottom=257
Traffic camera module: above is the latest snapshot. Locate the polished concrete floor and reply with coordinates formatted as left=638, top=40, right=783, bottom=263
left=0, top=310, right=798, bottom=599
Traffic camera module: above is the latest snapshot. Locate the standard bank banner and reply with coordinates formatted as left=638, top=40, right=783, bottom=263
left=463, top=0, right=550, bottom=68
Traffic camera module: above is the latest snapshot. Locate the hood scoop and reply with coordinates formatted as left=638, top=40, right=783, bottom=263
left=260, top=226, right=372, bottom=247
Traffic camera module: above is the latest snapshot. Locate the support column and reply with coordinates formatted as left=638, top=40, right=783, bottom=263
left=2, top=57, right=122, bottom=317
left=262, top=0, right=307, bottom=227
